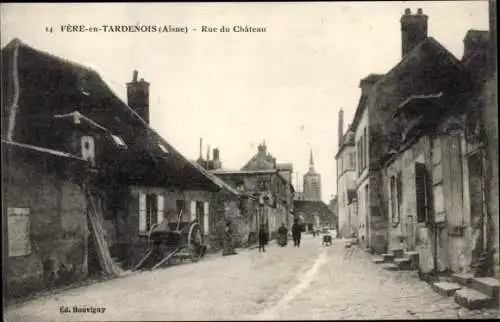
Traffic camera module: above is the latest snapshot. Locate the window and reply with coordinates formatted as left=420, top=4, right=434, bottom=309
left=175, top=200, right=186, bottom=223
left=111, top=134, right=127, bottom=148
left=390, top=172, right=402, bottom=224
left=203, top=201, right=210, bottom=235
left=390, top=175, right=397, bottom=221
left=158, top=144, right=169, bottom=154
left=365, top=184, right=369, bottom=218
left=431, top=137, right=445, bottom=223
left=157, top=195, right=165, bottom=224
left=364, top=127, right=368, bottom=169
left=360, top=138, right=364, bottom=173
left=349, top=152, right=355, bottom=170
left=357, top=141, right=361, bottom=175
left=190, top=200, right=197, bottom=222
left=415, top=163, right=430, bottom=223
left=7, top=208, right=31, bottom=257
left=138, top=193, right=162, bottom=234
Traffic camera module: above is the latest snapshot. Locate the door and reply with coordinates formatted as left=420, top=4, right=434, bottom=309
left=468, top=152, right=485, bottom=266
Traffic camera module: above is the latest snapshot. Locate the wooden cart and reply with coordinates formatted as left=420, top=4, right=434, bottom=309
left=133, top=211, right=206, bottom=271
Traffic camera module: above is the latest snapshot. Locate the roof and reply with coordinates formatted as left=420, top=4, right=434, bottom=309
left=1, top=39, right=237, bottom=194
left=375, top=37, right=464, bottom=90
left=2, top=139, right=86, bottom=161
left=54, top=111, right=109, bottom=132
left=277, top=163, right=293, bottom=171
left=360, top=73, right=385, bottom=85
left=463, top=30, right=489, bottom=43
left=335, top=128, right=355, bottom=159
left=188, top=160, right=239, bottom=195
left=211, top=169, right=278, bottom=175
left=349, top=74, right=385, bottom=132
left=292, top=200, right=336, bottom=221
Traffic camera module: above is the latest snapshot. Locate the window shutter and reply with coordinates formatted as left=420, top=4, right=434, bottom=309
left=415, top=163, right=429, bottom=223
left=139, top=193, right=147, bottom=233
left=190, top=200, right=197, bottom=222
left=150, top=194, right=158, bottom=227
left=157, top=195, right=164, bottom=224
left=203, top=201, right=209, bottom=235
left=396, top=172, right=402, bottom=221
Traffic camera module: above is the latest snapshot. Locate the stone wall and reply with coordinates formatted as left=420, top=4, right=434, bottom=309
left=482, top=72, right=498, bottom=278
left=3, top=150, right=88, bottom=300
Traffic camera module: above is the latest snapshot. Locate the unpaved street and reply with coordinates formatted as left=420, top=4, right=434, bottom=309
left=5, top=235, right=499, bottom=321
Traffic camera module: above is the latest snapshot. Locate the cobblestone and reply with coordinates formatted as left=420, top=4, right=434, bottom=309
left=4, top=236, right=499, bottom=321
left=264, top=243, right=499, bottom=320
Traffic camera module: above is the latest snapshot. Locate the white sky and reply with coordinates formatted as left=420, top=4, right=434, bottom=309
left=1, top=2, right=489, bottom=202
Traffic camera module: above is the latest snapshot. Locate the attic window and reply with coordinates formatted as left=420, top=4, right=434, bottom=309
left=111, top=135, right=127, bottom=148
left=81, top=90, right=90, bottom=96
left=158, top=144, right=169, bottom=154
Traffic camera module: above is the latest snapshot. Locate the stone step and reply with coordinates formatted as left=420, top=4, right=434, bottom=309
left=391, top=248, right=405, bottom=258
left=405, top=251, right=419, bottom=260
left=431, top=282, right=462, bottom=297
left=469, top=277, right=500, bottom=299
left=393, top=258, right=415, bottom=271
left=382, top=263, right=399, bottom=271
left=452, top=273, right=475, bottom=286
left=372, top=257, right=385, bottom=264
left=381, top=253, right=395, bottom=262
left=454, top=288, right=498, bottom=310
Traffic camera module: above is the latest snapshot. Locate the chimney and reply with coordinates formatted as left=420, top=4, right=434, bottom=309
left=213, top=148, right=222, bottom=169
left=127, top=70, right=150, bottom=124
left=400, top=8, right=428, bottom=58
left=463, top=30, right=490, bottom=65
left=359, top=74, right=384, bottom=97
left=199, top=138, right=203, bottom=160
left=213, top=148, right=219, bottom=161
left=338, top=109, right=344, bottom=148
left=490, top=0, right=497, bottom=73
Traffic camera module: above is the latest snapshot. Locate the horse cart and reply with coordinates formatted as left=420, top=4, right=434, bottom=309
left=133, top=211, right=207, bottom=271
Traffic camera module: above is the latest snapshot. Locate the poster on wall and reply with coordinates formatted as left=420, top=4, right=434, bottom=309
left=7, top=207, right=31, bottom=257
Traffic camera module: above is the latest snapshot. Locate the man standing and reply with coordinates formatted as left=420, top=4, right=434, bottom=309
left=292, top=219, right=302, bottom=247
left=223, top=220, right=237, bottom=256
left=258, top=224, right=268, bottom=252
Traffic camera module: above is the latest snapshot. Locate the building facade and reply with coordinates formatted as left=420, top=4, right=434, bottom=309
left=210, top=143, right=295, bottom=243
left=372, top=8, right=496, bottom=278
left=350, top=74, right=384, bottom=251
left=335, top=108, right=358, bottom=238
left=1, top=39, right=239, bottom=300
left=302, top=150, right=322, bottom=201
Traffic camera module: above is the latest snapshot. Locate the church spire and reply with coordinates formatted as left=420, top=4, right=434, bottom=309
left=309, top=149, right=315, bottom=171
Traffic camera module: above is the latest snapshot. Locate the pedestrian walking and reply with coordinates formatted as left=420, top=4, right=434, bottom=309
left=258, top=224, right=267, bottom=252
left=223, top=220, right=237, bottom=256
left=292, top=219, right=302, bottom=247
left=277, top=222, right=288, bottom=247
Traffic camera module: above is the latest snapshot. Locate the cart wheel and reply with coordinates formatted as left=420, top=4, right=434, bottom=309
left=188, top=223, right=203, bottom=263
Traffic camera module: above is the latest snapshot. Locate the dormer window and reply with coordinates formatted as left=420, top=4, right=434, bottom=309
left=111, top=134, right=127, bottom=148
left=81, top=135, right=95, bottom=166
left=158, top=144, right=169, bottom=154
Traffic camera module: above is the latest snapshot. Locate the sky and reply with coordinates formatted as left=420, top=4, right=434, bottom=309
left=1, top=1, right=489, bottom=203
